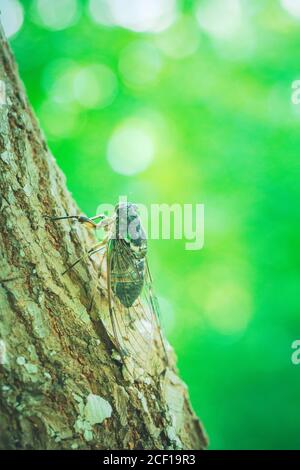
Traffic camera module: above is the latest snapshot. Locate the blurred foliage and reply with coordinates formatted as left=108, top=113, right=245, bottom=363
left=3, top=0, right=300, bottom=449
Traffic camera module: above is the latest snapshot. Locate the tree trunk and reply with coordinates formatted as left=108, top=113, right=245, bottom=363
left=0, top=25, right=207, bottom=450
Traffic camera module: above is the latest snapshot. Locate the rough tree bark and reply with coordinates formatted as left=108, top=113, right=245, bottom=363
left=0, top=25, right=207, bottom=450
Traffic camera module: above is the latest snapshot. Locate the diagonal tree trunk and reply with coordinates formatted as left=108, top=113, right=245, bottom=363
left=0, top=24, right=207, bottom=450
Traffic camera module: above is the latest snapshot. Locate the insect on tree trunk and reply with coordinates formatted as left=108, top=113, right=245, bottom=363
left=0, top=24, right=208, bottom=450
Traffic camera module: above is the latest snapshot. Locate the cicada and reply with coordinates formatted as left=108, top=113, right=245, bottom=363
left=46, top=202, right=168, bottom=378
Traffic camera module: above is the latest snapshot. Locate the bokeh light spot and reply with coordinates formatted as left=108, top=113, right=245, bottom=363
left=0, top=0, right=24, bottom=38
left=196, top=0, right=242, bottom=39
left=32, top=0, right=79, bottom=31
left=88, top=0, right=114, bottom=27
left=43, top=61, right=117, bottom=109
left=280, top=0, right=300, bottom=18
left=156, top=14, right=200, bottom=59
left=46, top=61, right=79, bottom=104
left=107, top=120, right=156, bottom=175
left=72, top=64, right=118, bottom=109
left=119, top=41, right=163, bottom=88
left=204, top=281, right=252, bottom=335
left=39, top=100, right=80, bottom=138
left=88, top=0, right=177, bottom=32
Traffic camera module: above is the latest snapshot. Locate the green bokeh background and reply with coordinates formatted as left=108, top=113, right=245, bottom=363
left=4, top=0, right=300, bottom=449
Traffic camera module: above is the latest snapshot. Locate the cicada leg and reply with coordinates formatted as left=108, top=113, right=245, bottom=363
left=45, top=213, right=104, bottom=228
left=45, top=212, right=111, bottom=275
left=61, top=240, right=107, bottom=276
left=45, top=213, right=114, bottom=231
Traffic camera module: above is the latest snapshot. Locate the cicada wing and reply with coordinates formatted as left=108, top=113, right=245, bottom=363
left=104, top=241, right=167, bottom=378
left=144, top=259, right=169, bottom=365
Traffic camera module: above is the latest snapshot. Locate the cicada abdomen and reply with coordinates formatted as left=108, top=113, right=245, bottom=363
left=110, top=252, right=145, bottom=308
